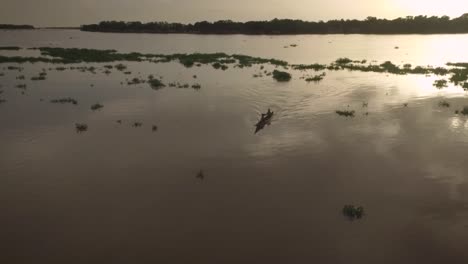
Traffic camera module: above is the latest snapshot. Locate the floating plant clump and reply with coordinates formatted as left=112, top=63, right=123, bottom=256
left=91, top=103, right=103, bottom=111
left=439, top=100, right=450, bottom=108
left=342, top=205, right=364, bottom=219
left=148, top=78, right=166, bottom=90
left=75, top=123, right=88, bottom=133
left=272, top=70, right=291, bottom=82
left=51, top=97, right=78, bottom=105
left=336, top=110, right=355, bottom=117
left=433, top=79, right=448, bottom=89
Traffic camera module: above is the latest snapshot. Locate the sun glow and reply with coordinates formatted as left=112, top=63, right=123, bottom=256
left=393, top=0, right=468, bottom=18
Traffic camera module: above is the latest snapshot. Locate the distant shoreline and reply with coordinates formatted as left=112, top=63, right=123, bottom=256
left=80, top=15, right=468, bottom=35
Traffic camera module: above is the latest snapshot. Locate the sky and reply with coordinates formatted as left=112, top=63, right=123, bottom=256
left=1, top=0, right=467, bottom=27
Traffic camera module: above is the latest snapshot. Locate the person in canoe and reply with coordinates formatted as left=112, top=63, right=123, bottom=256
left=255, top=108, right=274, bottom=134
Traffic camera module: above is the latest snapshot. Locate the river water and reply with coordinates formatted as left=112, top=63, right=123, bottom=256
left=1, top=30, right=468, bottom=264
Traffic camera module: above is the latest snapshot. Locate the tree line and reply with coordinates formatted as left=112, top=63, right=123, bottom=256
left=80, top=15, right=468, bottom=34
left=0, top=24, right=34, bottom=30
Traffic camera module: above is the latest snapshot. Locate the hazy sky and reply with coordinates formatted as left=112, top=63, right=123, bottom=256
left=1, top=0, right=467, bottom=27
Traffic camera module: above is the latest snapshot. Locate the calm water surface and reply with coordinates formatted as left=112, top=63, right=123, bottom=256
left=1, top=30, right=468, bottom=264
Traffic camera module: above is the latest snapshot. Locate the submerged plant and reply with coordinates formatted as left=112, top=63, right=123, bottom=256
left=438, top=100, right=450, bottom=108
left=75, top=123, right=88, bottom=133
left=196, top=170, right=204, bottom=180
left=51, top=97, right=78, bottom=105
left=152, top=125, right=158, bottom=132
left=343, top=205, right=364, bottom=219
left=91, top=103, right=103, bottom=111
left=15, top=84, right=27, bottom=89
left=16, top=75, right=25, bottom=80
left=115, top=63, right=127, bottom=71
left=272, top=70, right=292, bottom=82
left=336, top=110, right=355, bottom=117
left=461, top=106, right=468, bottom=116
left=192, top=83, right=201, bottom=90
left=133, top=122, right=143, bottom=127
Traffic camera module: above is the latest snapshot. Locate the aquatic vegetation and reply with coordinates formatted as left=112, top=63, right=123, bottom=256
left=272, top=70, right=291, bottom=82
left=292, top=63, right=326, bottom=71
left=124, top=71, right=132, bottom=75
left=31, top=75, right=46, bottom=81
left=103, top=70, right=111, bottom=75
left=0, top=73, right=4, bottom=76
left=148, top=78, right=166, bottom=89
left=290, top=44, right=298, bottom=47
left=336, top=110, right=355, bottom=117
left=177, top=83, right=190, bottom=89
left=455, top=110, right=460, bottom=114
left=115, top=63, right=127, bottom=71
left=7, top=66, right=23, bottom=71
left=0, top=99, right=6, bottom=104
left=439, top=100, right=450, bottom=108
left=433, top=79, right=448, bottom=89
left=90, top=103, right=104, bottom=111
left=212, top=62, right=223, bottom=69
left=56, top=67, right=67, bottom=71
left=196, top=170, right=205, bottom=180
left=75, top=123, right=88, bottom=133
left=343, top=205, right=364, bottom=219
left=50, top=97, right=78, bottom=105
left=133, top=122, right=143, bottom=127
left=0, top=46, right=21, bottom=50
left=461, top=106, right=468, bottom=116
left=462, top=82, right=468, bottom=90
left=128, top=77, right=145, bottom=85
left=152, top=125, right=158, bottom=132
left=104, top=65, right=113, bottom=69
left=192, top=83, right=201, bottom=90
left=15, top=84, right=27, bottom=89
left=305, top=72, right=326, bottom=83
left=193, top=75, right=197, bottom=79
left=117, top=120, right=122, bottom=124
left=336, top=58, right=353, bottom=64
left=403, top=103, right=408, bottom=107
left=449, top=68, right=468, bottom=85
left=362, top=102, right=368, bottom=108
left=16, top=75, right=25, bottom=80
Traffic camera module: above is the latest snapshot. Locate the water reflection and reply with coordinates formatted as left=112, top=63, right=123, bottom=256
left=2, top=32, right=468, bottom=264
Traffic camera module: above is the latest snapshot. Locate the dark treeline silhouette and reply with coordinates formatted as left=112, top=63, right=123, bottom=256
left=81, top=15, right=468, bottom=34
left=0, top=24, right=34, bottom=30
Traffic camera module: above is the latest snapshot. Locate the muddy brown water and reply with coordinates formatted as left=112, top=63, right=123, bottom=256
left=1, top=30, right=468, bottom=264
